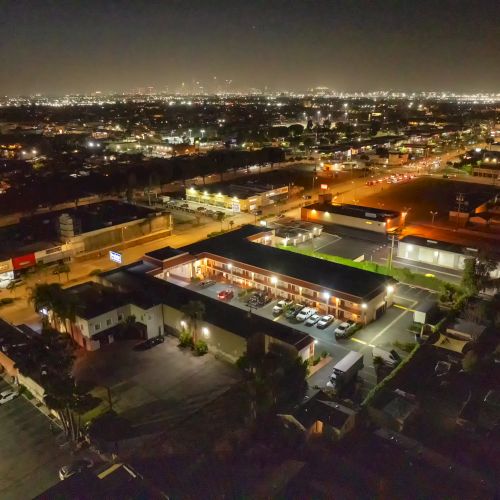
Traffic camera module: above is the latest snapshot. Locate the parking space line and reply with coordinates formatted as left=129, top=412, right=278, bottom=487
left=351, top=337, right=375, bottom=347
left=368, top=299, right=418, bottom=345
left=393, top=304, right=416, bottom=313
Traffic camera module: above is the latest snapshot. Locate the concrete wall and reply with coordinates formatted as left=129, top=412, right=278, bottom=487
left=302, top=207, right=391, bottom=234
left=397, top=241, right=466, bottom=270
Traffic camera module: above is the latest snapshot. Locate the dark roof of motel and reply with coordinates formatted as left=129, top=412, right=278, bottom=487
left=145, top=246, right=187, bottom=262
left=100, top=266, right=314, bottom=351
left=181, top=225, right=390, bottom=300
left=304, top=203, right=400, bottom=222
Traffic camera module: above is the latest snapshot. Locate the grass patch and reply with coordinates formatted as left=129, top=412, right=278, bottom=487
left=278, top=245, right=447, bottom=291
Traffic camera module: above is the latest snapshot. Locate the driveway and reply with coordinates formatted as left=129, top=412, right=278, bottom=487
left=0, top=379, right=74, bottom=500
left=73, top=336, right=240, bottom=434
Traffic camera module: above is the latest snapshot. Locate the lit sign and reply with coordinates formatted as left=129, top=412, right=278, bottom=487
left=109, top=251, right=122, bottom=264
left=320, top=184, right=328, bottom=190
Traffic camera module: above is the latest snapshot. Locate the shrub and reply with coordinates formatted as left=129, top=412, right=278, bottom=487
left=194, top=339, right=208, bottom=356
left=178, top=331, right=193, bottom=348
left=321, top=351, right=328, bottom=359
left=393, top=340, right=417, bottom=353
left=89, top=269, right=102, bottom=276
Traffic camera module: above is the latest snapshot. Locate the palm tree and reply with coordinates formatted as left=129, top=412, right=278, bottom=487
left=180, top=300, right=206, bottom=343
left=216, top=212, right=226, bottom=231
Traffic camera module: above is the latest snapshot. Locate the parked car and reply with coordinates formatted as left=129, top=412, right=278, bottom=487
left=133, top=336, right=165, bottom=351
left=285, top=304, right=304, bottom=320
left=305, top=313, right=321, bottom=326
left=218, top=289, right=234, bottom=301
left=196, top=207, right=206, bottom=212
left=272, top=299, right=293, bottom=316
left=316, top=315, right=335, bottom=329
left=59, top=458, right=94, bottom=480
left=334, top=320, right=356, bottom=338
left=0, top=389, right=19, bottom=405
left=296, top=307, right=316, bottom=322
left=198, top=279, right=216, bottom=289
left=248, top=291, right=271, bottom=307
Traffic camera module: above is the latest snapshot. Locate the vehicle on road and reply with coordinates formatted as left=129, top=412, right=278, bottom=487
left=334, top=320, right=356, bottom=338
left=295, top=307, right=316, bottom=322
left=326, top=351, right=364, bottom=390
left=285, top=303, right=304, bottom=320
left=316, top=315, right=335, bottom=329
left=218, top=289, right=234, bottom=301
left=58, top=458, right=94, bottom=480
left=0, top=389, right=19, bottom=405
left=305, top=313, right=321, bottom=326
left=272, top=299, right=293, bottom=316
left=198, top=279, right=216, bottom=289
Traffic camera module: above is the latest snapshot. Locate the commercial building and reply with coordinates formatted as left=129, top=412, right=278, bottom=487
left=397, top=234, right=500, bottom=281
left=301, top=202, right=402, bottom=234
left=185, top=182, right=289, bottom=213
left=0, top=201, right=172, bottom=286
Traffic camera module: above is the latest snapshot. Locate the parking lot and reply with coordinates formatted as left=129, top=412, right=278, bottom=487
left=185, top=278, right=437, bottom=395
left=296, top=228, right=389, bottom=262
left=73, top=336, right=240, bottom=434
left=0, top=379, right=74, bottom=500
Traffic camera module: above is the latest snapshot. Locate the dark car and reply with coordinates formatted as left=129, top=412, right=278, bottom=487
left=133, top=336, right=165, bottom=351
left=59, top=458, right=94, bottom=480
left=285, top=304, right=304, bottom=320
left=198, top=279, right=216, bottom=289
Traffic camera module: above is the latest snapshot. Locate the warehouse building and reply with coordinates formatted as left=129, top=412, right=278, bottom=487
left=301, top=202, right=402, bottom=234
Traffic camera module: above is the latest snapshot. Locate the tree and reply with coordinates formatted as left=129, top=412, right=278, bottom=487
left=229, top=219, right=235, bottom=230
left=216, top=211, right=226, bottom=231
left=180, top=300, right=206, bottom=343
left=462, top=258, right=478, bottom=295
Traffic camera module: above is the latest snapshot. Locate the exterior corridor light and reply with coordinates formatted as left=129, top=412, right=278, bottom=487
left=361, top=303, right=367, bottom=310
left=386, top=285, right=394, bottom=294
left=202, top=327, right=209, bottom=337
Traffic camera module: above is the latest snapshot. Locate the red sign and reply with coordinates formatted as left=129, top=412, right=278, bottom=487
left=12, top=253, right=36, bottom=270
left=320, top=184, right=328, bottom=190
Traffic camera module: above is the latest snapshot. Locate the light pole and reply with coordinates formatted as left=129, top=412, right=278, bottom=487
left=430, top=211, right=438, bottom=225
left=271, top=276, right=278, bottom=298
left=323, top=292, right=330, bottom=314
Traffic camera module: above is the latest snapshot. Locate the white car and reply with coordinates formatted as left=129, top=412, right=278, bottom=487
left=0, top=389, right=19, bottom=405
left=272, top=299, right=292, bottom=316
left=316, top=315, right=335, bottom=329
left=334, top=320, right=355, bottom=337
left=305, top=313, right=321, bottom=326
left=295, top=307, right=316, bottom=322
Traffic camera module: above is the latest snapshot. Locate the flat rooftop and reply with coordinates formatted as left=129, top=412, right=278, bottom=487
left=187, top=181, right=286, bottom=199
left=181, top=225, right=391, bottom=300
left=0, top=201, right=161, bottom=260
left=305, top=202, right=400, bottom=222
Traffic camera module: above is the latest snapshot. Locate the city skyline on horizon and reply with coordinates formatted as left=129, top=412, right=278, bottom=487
left=0, top=0, right=499, bottom=96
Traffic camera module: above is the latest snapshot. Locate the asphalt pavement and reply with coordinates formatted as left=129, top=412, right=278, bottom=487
left=0, top=379, right=73, bottom=500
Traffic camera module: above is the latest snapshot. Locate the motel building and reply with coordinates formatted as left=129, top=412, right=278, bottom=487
left=145, top=226, right=395, bottom=324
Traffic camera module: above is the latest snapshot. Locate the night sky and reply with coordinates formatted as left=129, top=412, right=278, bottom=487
left=1, top=0, right=499, bottom=95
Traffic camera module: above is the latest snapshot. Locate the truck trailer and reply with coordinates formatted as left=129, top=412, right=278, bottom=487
left=327, top=351, right=364, bottom=390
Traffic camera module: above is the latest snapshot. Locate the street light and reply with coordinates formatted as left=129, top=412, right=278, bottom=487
left=430, top=210, right=438, bottom=225
left=323, top=292, right=330, bottom=313
left=271, top=276, right=278, bottom=297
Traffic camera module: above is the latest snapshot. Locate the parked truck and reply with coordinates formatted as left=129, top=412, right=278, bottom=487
left=327, top=351, right=364, bottom=390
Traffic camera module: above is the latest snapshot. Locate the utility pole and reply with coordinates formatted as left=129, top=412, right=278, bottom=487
left=388, top=233, right=397, bottom=270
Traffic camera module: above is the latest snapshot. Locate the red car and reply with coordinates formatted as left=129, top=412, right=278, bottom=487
left=217, top=289, right=234, bottom=300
